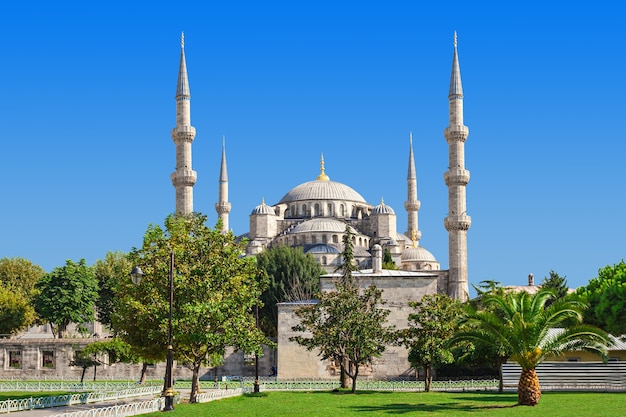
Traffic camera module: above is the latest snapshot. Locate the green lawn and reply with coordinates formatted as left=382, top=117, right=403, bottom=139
left=145, top=391, right=626, bottom=416
left=0, top=391, right=74, bottom=401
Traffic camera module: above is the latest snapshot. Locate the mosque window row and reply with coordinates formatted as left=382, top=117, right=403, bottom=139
left=274, top=234, right=369, bottom=248
left=285, top=203, right=370, bottom=219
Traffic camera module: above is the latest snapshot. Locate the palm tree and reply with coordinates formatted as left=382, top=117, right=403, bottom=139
left=453, top=288, right=609, bottom=406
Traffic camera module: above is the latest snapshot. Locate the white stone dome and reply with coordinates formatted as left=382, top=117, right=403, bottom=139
left=278, top=180, right=367, bottom=204
left=372, top=199, right=395, bottom=215
left=251, top=200, right=275, bottom=215
left=401, top=245, right=438, bottom=262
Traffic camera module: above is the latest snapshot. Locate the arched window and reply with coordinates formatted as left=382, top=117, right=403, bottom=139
left=302, top=204, right=308, bottom=217
left=322, top=235, right=328, bottom=244
left=327, top=203, right=333, bottom=216
left=321, top=256, right=327, bottom=265
left=312, top=235, right=317, bottom=244
left=340, top=204, right=345, bottom=217
left=332, top=235, right=338, bottom=244
left=314, top=203, right=320, bottom=216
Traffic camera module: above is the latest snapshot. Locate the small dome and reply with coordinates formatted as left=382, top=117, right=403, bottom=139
left=372, top=198, right=395, bottom=215
left=401, top=245, right=437, bottom=262
left=251, top=200, right=275, bottom=215
left=291, top=218, right=356, bottom=234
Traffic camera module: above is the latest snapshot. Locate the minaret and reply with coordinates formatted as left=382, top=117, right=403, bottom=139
left=215, top=136, right=231, bottom=233
left=404, top=132, right=421, bottom=242
left=444, top=32, right=471, bottom=301
left=170, top=32, right=197, bottom=215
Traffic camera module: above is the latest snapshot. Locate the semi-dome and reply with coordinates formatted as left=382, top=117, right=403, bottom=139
left=304, top=244, right=340, bottom=254
left=401, top=245, right=438, bottom=262
left=278, top=179, right=367, bottom=204
left=291, top=218, right=356, bottom=234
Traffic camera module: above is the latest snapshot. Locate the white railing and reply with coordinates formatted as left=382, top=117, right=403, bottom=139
left=48, top=398, right=164, bottom=417
left=0, top=381, right=160, bottom=392
left=0, top=386, right=162, bottom=414
left=194, top=388, right=245, bottom=403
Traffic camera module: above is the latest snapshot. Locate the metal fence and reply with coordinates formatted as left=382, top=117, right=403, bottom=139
left=48, top=398, right=165, bottom=417
left=0, top=381, right=160, bottom=392
left=0, top=386, right=162, bottom=414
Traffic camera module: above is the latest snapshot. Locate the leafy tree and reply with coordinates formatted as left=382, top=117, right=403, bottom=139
left=0, top=286, right=37, bottom=336
left=401, top=294, right=462, bottom=391
left=0, top=257, right=45, bottom=295
left=93, top=251, right=132, bottom=332
left=118, top=214, right=270, bottom=403
left=576, top=260, right=626, bottom=335
left=291, top=226, right=395, bottom=392
left=33, top=259, right=98, bottom=338
left=452, top=288, right=609, bottom=406
left=70, top=349, right=99, bottom=383
left=540, top=270, right=569, bottom=306
left=255, top=245, right=323, bottom=336
left=382, top=248, right=397, bottom=270
left=291, top=284, right=394, bottom=392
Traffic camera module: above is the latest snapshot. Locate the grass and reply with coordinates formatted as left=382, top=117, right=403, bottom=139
left=144, top=390, right=626, bottom=416
left=0, top=391, right=75, bottom=401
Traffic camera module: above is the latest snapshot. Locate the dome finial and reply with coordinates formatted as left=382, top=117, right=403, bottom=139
left=317, top=153, right=330, bottom=181
left=411, top=230, right=417, bottom=248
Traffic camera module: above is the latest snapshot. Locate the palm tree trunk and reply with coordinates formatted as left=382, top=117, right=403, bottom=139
left=518, top=368, right=541, bottom=406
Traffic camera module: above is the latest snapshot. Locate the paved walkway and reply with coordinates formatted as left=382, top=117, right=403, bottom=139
left=5, top=392, right=187, bottom=417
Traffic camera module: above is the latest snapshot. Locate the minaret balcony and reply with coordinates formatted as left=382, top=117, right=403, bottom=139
left=171, top=169, right=197, bottom=187
left=171, top=126, right=196, bottom=143
left=444, top=169, right=470, bottom=186
left=444, top=215, right=472, bottom=231
left=215, top=201, right=232, bottom=214
left=404, top=200, right=421, bottom=211
left=444, top=126, right=469, bottom=142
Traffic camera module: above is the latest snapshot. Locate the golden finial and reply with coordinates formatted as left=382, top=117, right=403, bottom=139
left=181, top=31, right=185, bottom=48
left=411, top=230, right=417, bottom=248
left=453, top=31, right=457, bottom=48
left=261, top=197, right=265, bottom=205
left=316, top=153, right=330, bottom=181
left=380, top=197, right=385, bottom=205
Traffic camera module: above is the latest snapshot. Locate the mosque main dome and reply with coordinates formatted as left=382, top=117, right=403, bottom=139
left=278, top=179, right=367, bottom=204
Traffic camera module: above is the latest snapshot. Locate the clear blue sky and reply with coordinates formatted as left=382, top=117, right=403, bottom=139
left=1, top=1, right=623, bottom=292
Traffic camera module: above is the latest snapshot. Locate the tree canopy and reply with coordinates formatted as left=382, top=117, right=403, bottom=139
left=401, top=294, right=462, bottom=391
left=93, top=251, right=132, bottom=332
left=33, top=259, right=98, bottom=338
left=0, top=257, right=45, bottom=295
left=116, top=214, right=270, bottom=402
left=576, top=260, right=626, bottom=335
left=255, top=245, right=323, bottom=336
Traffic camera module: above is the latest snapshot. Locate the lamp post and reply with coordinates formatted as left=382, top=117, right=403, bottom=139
left=131, top=250, right=175, bottom=412
left=254, top=304, right=260, bottom=393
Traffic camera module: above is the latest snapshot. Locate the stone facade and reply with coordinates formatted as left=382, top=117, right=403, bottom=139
left=0, top=338, right=276, bottom=381
left=277, top=268, right=448, bottom=379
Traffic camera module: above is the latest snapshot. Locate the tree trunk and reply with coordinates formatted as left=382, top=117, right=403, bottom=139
left=138, top=362, right=148, bottom=384
left=350, top=365, right=359, bottom=393
left=80, top=367, right=87, bottom=383
left=424, top=366, right=432, bottom=392
left=518, top=369, right=541, bottom=406
left=340, top=357, right=350, bottom=389
left=190, top=363, right=201, bottom=403
left=498, top=363, right=504, bottom=394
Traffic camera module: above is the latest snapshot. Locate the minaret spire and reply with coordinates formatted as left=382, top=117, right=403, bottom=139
left=444, top=32, right=471, bottom=301
left=215, top=136, right=232, bottom=233
left=404, top=132, right=421, bottom=242
left=171, top=32, right=197, bottom=215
